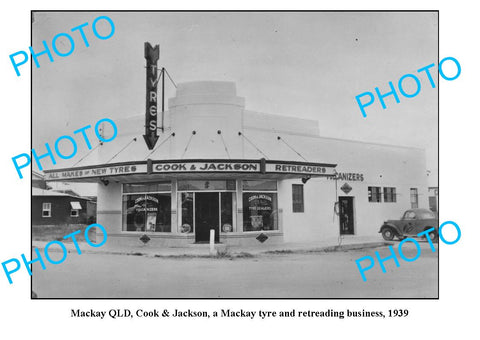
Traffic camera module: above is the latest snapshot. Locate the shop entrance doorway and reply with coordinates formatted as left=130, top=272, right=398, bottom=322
left=195, top=192, right=220, bottom=243
left=339, top=196, right=354, bottom=235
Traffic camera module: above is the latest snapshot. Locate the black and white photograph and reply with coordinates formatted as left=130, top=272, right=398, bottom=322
left=29, top=11, right=439, bottom=298
left=3, top=0, right=480, bottom=338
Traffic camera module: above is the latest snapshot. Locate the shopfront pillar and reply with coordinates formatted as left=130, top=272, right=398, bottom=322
left=96, top=181, right=122, bottom=241
left=171, top=179, right=178, bottom=234
left=236, top=179, right=243, bottom=232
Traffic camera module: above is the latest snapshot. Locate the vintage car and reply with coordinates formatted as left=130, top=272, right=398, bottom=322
left=379, top=208, right=438, bottom=242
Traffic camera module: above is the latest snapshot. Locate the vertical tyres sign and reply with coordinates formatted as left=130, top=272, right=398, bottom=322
left=143, top=42, right=159, bottom=150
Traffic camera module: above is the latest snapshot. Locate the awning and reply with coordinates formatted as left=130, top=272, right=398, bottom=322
left=70, top=201, right=82, bottom=210
left=44, top=159, right=337, bottom=183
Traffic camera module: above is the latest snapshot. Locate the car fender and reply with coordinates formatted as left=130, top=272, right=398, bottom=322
left=423, top=226, right=438, bottom=233
left=379, top=223, right=401, bottom=235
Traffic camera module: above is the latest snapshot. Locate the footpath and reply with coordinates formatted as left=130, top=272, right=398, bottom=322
left=32, top=235, right=391, bottom=258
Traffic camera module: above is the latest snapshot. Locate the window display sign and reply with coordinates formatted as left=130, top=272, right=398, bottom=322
left=122, top=193, right=171, bottom=232
left=243, top=192, right=278, bottom=231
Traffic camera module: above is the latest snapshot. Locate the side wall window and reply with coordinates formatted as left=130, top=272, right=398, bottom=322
left=410, top=188, right=419, bottom=208
left=368, top=186, right=382, bottom=202
left=383, top=187, right=397, bottom=203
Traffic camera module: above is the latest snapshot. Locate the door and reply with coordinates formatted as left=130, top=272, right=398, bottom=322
left=195, top=192, right=220, bottom=243
left=339, top=196, right=354, bottom=235
left=402, top=210, right=417, bottom=235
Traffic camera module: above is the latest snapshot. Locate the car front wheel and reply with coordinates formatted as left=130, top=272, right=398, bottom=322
left=427, top=229, right=438, bottom=243
left=381, top=228, right=395, bottom=241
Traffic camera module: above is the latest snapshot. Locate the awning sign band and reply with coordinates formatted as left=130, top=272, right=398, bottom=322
left=44, top=160, right=335, bottom=181
left=45, top=164, right=148, bottom=180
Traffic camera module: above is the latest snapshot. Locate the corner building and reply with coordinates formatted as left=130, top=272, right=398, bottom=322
left=45, top=81, right=429, bottom=247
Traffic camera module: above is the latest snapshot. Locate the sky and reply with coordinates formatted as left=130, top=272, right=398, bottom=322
left=32, top=11, right=438, bottom=187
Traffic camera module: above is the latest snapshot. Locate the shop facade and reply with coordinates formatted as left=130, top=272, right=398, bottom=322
left=44, top=81, right=429, bottom=247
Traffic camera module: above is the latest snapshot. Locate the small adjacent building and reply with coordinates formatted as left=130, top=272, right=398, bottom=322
left=32, top=187, right=97, bottom=241
left=43, top=81, right=429, bottom=247
left=32, top=188, right=96, bottom=226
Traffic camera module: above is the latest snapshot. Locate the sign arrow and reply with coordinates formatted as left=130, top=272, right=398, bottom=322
left=143, top=42, right=160, bottom=150
left=143, top=134, right=159, bottom=150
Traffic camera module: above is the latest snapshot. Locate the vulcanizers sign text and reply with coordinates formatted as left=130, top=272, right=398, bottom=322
left=327, top=172, right=364, bottom=181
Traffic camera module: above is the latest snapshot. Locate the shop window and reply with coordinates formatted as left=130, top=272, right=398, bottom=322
left=42, top=202, right=51, bottom=217
left=221, top=192, right=234, bottom=232
left=180, top=192, right=194, bottom=233
left=122, top=191, right=171, bottom=232
left=368, top=186, right=382, bottom=202
left=410, top=188, right=419, bottom=208
left=383, top=187, right=397, bottom=203
left=292, top=184, right=304, bottom=212
left=243, top=192, right=278, bottom=231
